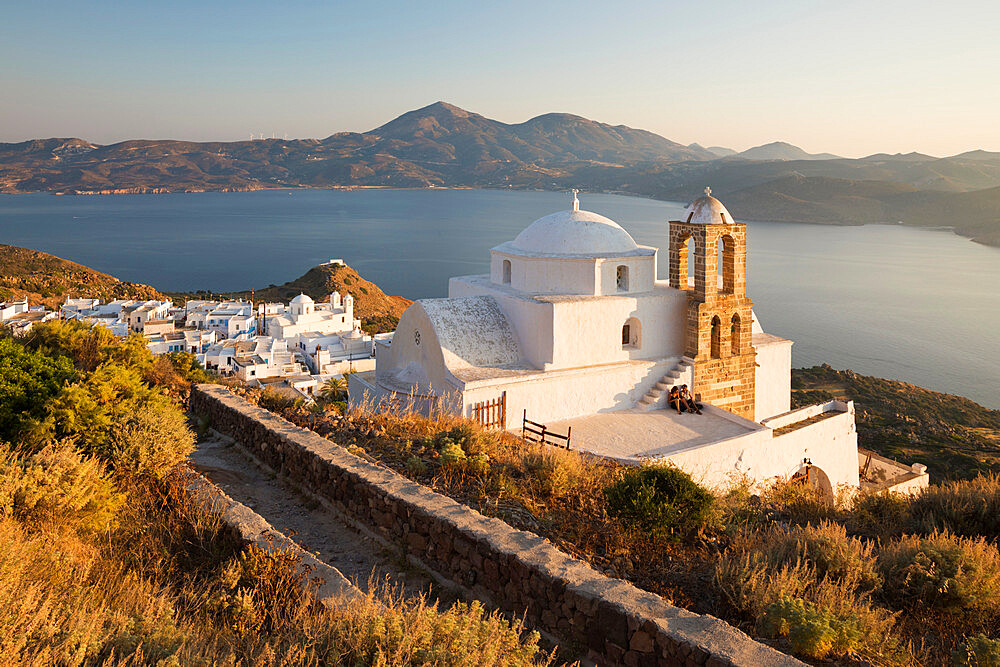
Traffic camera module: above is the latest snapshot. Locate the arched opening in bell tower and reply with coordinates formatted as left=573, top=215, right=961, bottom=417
left=718, top=235, right=736, bottom=294
left=710, top=316, right=721, bottom=358
left=730, top=313, right=741, bottom=354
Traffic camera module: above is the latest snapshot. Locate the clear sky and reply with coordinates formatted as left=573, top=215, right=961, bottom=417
left=2, top=0, right=997, bottom=158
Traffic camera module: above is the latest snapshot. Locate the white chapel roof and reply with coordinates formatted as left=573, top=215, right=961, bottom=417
left=499, top=208, right=641, bottom=258
left=683, top=187, right=734, bottom=224
left=290, top=293, right=314, bottom=304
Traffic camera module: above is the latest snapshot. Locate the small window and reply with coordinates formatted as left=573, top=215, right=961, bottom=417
left=616, top=265, right=629, bottom=292
left=502, top=259, right=511, bottom=284
left=622, top=323, right=631, bottom=346
left=622, top=317, right=641, bottom=349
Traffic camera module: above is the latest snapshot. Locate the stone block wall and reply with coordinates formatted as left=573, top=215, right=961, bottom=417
left=190, top=384, right=801, bottom=667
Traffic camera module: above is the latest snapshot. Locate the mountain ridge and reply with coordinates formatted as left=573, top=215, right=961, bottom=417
left=2, top=101, right=1000, bottom=245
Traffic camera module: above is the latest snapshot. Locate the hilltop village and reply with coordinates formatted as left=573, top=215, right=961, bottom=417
left=2, top=263, right=385, bottom=400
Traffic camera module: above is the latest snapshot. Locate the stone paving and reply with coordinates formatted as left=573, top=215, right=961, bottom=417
left=548, top=406, right=756, bottom=463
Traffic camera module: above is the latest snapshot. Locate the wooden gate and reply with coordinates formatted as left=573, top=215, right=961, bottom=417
left=473, top=391, right=506, bottom=430
left=521, top=410, right=572, bottom=450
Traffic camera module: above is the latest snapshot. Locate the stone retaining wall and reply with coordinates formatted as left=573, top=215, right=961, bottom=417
left=191, top=384, right=801, bottom=667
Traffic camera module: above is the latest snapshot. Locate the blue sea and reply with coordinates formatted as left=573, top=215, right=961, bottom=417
left=1, top=188, right=998, bottom=408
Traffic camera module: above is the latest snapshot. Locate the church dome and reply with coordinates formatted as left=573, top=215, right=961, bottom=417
left=510, top=209, right=640, bottom=256
left=684, top=188, right=734, bottom=224
left=290, top=293, right=314, bottom=305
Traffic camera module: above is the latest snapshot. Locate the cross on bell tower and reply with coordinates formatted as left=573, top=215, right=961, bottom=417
left=667, top=188, right=756, bottom=419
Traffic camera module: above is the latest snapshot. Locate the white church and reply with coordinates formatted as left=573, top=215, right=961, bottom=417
left=350, top=190, right=928, bottom=496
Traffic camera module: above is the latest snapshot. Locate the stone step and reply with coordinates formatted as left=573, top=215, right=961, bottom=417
left=667, top=370, right=681, bottom=379
left=656, top=381, right=671, bottom=390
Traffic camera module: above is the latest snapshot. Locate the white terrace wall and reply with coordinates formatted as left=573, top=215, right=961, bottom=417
left=191, top=384, right=801, bottom=667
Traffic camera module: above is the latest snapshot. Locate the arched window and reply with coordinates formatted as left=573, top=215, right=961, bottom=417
left=622, top=317, right=641, bottom=349
left=730, top=313, right=741, bottom=354
left=616, top=265, right=629, bottom=292
left=710, top=315, right=721, bottom=358
left=719, top=235, right=736, bottom=293
left=502, top=259, right=511, bottom=284
left=674, top=235, right=696, bottom=290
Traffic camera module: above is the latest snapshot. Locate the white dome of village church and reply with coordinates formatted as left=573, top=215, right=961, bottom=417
left=502, top=190, right=641, bottom=258
left=684, top=187, right=734, bottom=225
left=510, top=208, right=639, bottom=256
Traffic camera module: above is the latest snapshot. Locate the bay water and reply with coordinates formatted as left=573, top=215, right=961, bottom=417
left=1, top=188, right=997, bottom=408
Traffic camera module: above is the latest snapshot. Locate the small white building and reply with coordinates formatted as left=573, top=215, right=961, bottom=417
left=351, top=191, right=928, bottom=496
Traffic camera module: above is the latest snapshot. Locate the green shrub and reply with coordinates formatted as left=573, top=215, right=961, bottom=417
left=107, top=399, right=195, bottom=478
left=851, top=490, right=912, bottom=537
left=0, top=338, right=75, bottom=441
left=258, top=388, right=298, bottom=413
left=762, top=597, right=863, bottom=660
left=0, top=444, right=122, bottom=533
left=405, top=455, right=428, bottom=476
left=521, top=448, right=582, bottom=499
left=604, top=464, right=713, bottom=536
left=879, top=531, right=1000, bottom=615
left=911, top=475, right=1000, bottom=541
left=439, top=442, right=467, bottom=467
left=761, top=477, right=837, bottom=525
left=763, top=521, right=881, bottom=592
left=954, top=634, right=1000, bottom=667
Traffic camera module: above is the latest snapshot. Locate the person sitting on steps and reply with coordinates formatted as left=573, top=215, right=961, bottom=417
left=680, top=385, right=702, bottom=414
left=668, top=386, right=687, bottom=415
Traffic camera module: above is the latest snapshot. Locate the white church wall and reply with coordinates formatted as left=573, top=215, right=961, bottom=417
left=461, top=358, right=677, bottom=427
left=491, top=252, right=600, bottom=296
left=661, top=403, right=859, bottom=493
left=378, top=303, right=452, bottom=392
left=546, top=286, right=686, bottom=370
left=753, top=338, right=793, bottom=421
left=596, top=255, right=656, bottom=295
left=449, top=276, right=555, bottom=369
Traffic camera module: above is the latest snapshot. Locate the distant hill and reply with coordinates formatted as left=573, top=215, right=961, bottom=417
left=0, top=244, right=162, bottom=309
left=706, top=146, right=738, bottom=157
left=3, top=101, right=1000, bottom=245
left=0, top=102, right=714, bottom=195
left=736, top=141, right=841, bottom=161
left=792, top=365, right=1000, bottom=482
left=192, top=262, right=412, bottom=334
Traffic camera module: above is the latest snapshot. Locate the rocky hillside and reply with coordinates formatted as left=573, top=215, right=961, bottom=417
left=792, top=364, right=1000, bottom=482
left=198, top=262, right=411, bottom=334
left=0, top=244, right=162, bottom=309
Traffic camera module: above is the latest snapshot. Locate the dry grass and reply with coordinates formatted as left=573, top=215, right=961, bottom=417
left=251, top=392, right=1000, bottom=665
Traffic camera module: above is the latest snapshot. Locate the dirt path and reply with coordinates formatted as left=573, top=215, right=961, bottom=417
left=189, top=431, right=453, bottom=604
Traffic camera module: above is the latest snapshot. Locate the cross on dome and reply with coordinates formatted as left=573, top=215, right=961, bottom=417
left=704, top=186, right=712, bottom=196
left=571, top=189, right=580, bottom=212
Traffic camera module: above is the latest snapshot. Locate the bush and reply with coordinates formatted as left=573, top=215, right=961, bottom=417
left=258, top=388, right=298, bottom=413
left=604, top=464, right=713, bottom=536
left=0, top=338, right=74, bottom=440
left=0, top=444, right=122, bottom=533
left=405, top=455, right=428, bottom=476
left=520, top=448, right=582, bottom=499
left=761, top=477, right=837, bottom=525
left=954, top=634, right=1000, bottom=667
left=762, top=521, right=881, bottom=592
left=851, top=490, right=912, bottom=537
left=910, top=475, right=1000, bottom=541
left=879, top=531, right=1000, bottom=616
left=107, top=399, right=195, bottom=478
left=762, top=597, right=863, bottom=660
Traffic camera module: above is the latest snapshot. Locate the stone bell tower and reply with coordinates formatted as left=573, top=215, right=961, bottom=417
left=668, top=188, right=756, bottom=419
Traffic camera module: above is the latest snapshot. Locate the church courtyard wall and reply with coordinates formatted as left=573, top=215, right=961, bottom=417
left=190, top=384, right=802, bottom=667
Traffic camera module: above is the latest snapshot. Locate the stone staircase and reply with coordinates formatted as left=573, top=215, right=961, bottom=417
left=636, top=359, right=693, bottom=411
